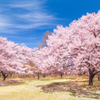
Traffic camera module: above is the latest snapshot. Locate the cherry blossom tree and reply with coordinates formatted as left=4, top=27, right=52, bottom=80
left=32, top=45, right=68, bottom=79
left=28, top=48, right=42, bottom=79
left=33, top=11, right=100, bottom=85
left=65, top=11, right=100, bottom=85
left=0, top=37, right=33, bottom=81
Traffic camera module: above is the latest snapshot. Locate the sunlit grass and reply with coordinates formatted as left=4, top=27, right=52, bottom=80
left=0, top=77, right=99, bottom=100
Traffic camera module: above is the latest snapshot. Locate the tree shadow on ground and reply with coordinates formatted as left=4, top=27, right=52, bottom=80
left=0, top=80, right=26, bottom=86
left=38, top=81, right=100, bottom=99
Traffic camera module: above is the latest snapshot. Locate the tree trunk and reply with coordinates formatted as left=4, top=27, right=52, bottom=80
left=1, top=71, right=8, bottom=81
left=26, top=74, right=28, bottom=78
left=89, top=68, right=100, bottom=85
left=9, top=73, right=12, bottom=78
left=37, top=73, right=40, bottom=80
left=43, top=74, right=46, bottom=78
left=89, top=75, right=93, bottom=85
left=89, top=68, right=94, bottom=86
left=3, top=76, right=6, bottom=81
left=60, top=73, right=63, bottom=78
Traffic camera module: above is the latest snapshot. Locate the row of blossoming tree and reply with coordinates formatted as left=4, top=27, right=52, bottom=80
left=33, top=11, right=100, bottom=85
left=0, top=11, right=100, bottom=85
left=0, top=37, right=34, bottom=81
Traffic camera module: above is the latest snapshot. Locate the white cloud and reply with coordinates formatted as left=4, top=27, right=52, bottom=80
left=0, top=15, right=16, bottom=33
left=9, top=0, right=45, bottom=11
left=0, top=0, right=58, bottom=33
left=7, top=35, right=38, bottom=40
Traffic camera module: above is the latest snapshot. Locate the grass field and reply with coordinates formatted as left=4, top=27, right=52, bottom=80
left=0, top=77, right=100, bottom=100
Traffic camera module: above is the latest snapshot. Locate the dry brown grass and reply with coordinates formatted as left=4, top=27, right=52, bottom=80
left=0, top=75, right=100, bottom=100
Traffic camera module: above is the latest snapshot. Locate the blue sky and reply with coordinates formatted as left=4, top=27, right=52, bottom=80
left=0, top=0, right=100, bottom=48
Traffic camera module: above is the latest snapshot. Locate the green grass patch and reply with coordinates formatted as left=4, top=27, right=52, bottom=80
left=0, top=78, right=99, bottom=100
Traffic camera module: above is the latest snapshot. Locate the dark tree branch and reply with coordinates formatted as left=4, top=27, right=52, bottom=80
left=93, top=71, right=100, bottom=77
